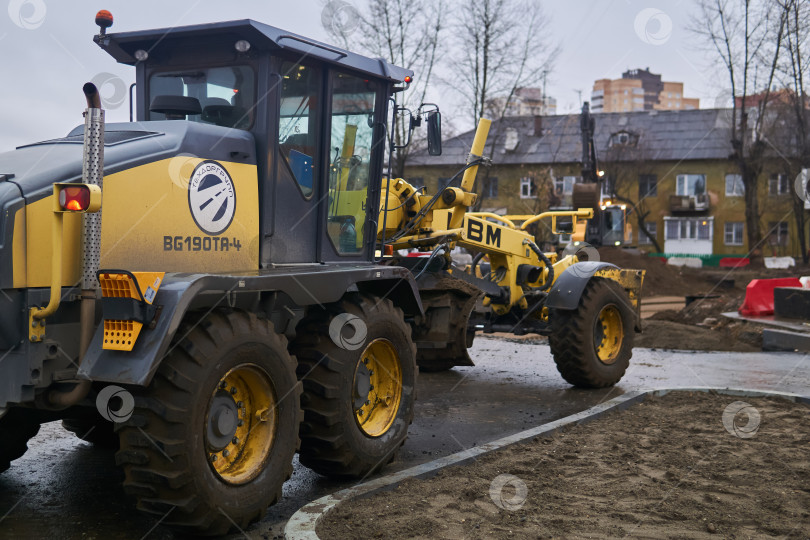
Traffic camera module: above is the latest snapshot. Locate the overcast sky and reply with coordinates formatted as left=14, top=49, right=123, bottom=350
left=0, top=0, right=721, bottom=153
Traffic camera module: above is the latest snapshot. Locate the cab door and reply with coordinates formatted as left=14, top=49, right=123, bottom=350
left=267, top=59, right=323, bottom=263
left=319, top=70, right=385, bottom=262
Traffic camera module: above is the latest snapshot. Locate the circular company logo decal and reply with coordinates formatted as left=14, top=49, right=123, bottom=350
left=187, top=161, right=236, bottom=235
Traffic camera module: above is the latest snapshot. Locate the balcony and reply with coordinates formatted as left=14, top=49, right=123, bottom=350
left=670, top=194, right=710, bottom=213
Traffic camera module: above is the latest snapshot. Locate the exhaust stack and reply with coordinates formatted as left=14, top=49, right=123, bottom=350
left=47, top=83, right=105, bottom=408
left=48, top=84, right=105, bottom=408
left=81, top=82, right=104, bottom=289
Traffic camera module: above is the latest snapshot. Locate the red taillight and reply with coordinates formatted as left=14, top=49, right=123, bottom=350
left=59, top=186, right=91, bottom=212
left=404, top=76, right=413, bottom=83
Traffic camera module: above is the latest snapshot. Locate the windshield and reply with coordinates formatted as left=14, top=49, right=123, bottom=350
left=148, top=65, right=255, bottom=129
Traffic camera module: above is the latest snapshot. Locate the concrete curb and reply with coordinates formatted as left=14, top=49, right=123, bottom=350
left=284, top=387, right=810, bottom=540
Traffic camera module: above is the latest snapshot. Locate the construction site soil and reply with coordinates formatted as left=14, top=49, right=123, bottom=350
left=598, top=248, right=806, bottom=352
left=318, top=392, right=810, bottom=540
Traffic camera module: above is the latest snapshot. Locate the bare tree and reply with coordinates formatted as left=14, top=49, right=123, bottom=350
left=602, top=136, right=664, bottom=253
left=776, top=0, right=810, bottom=262
left=691, top=0, right=788, bottom=261
left=451, top=0, right=555, bottom=126
left=448, top=0, right=558, bottom=210
left=323, top=0, right=444, bottom=178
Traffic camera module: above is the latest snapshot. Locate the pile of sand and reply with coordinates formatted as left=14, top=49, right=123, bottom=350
left=319, top=392, right=810, bottom=539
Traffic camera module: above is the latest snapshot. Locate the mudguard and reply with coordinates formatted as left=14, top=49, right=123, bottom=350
left=78, top=264, right=422, bottom=386
left=546, top=261, right=644, bottom=329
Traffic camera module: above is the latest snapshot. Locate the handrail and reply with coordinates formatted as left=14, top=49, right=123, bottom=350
left=466, top=212, right=516, bottom=229
left=519, top=208, right=594, bottom=231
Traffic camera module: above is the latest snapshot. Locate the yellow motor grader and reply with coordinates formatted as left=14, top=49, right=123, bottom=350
left=0, top=11, right=643, bottom=536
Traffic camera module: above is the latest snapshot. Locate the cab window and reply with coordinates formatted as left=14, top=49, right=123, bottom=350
left=327, top=72, right=379, bottom=255
left=148, top=65, right=255, bottom=129
left=279, top=62, right=320, bottom=198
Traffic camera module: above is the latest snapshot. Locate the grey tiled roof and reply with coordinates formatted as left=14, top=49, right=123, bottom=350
left=409, top=109, right=736, bottom=167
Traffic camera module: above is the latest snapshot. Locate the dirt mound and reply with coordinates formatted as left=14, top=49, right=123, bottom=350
left=318, top=392, right=810, bottom=540
left=636, top=320, right=759, bottom=351
left=597, top=247, right=709, bottom=296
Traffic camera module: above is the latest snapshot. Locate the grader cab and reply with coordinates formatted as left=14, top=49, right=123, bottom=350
left=0, top=12, right=643, bottom=536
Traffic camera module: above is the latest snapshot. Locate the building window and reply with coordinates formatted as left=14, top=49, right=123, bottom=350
left=676, top=174, right=706, bottom=196
left=438, top=177, right=451, bottom=188
left=639, top=222, right=657, bottom=244
left=725, top=174, right=744, bottom=196
left=697, top=220, right=711, bottom=240
left=409, top=177, right=425, bottom=189
left=639, top=174, right=657, bottom=198
left=484, top=177, right=498, bottom=198
left=768, top=221, right=789, bottom=246
left=768, top=174, right=789, bottom=195
left=520, top=177, right=535, bottom=199
left=666, top=220, right=679, bottom=240
left=724, top=222, right=744, bottom=245
left=554, top=176, right=577, bottom=196
left=609, top=131, right=638, bottom=147
left=665, top=218, right=712, bottom=241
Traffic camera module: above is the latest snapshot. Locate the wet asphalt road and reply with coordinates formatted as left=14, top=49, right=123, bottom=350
left=1, top=337, right=808, bottom=540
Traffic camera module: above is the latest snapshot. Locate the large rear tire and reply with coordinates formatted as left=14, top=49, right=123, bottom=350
left=116, top=310, right=302, bottom=536
left=0, top=407, right=40, bottom=473
left=548, top=278, right=635, bottom=388
left=291, top=294, right=417, bottom=478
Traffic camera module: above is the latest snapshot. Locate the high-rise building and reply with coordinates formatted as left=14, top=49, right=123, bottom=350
left=487, top=87, right=557, bottom=117
left=591, top=68, right=699, bottom=113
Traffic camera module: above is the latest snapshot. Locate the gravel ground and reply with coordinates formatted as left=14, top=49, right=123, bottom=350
left=319, top=392, right=810, bottom=539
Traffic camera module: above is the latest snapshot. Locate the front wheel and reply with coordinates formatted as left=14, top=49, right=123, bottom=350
left=116, top=311, right=302, bottom=536
left=291, top=294, right=417, bottom=478
left=548, top=278, right=635, bottom=388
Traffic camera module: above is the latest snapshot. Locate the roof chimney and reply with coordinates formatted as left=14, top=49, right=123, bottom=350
left=533, top=115, right=543, bottom=137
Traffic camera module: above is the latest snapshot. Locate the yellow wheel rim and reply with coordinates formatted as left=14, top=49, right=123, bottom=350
left=353, top=339, right=402, bottom=437
left=206, top=364, right=278, bottom=485
left=595, top=305, right=624, bottom=364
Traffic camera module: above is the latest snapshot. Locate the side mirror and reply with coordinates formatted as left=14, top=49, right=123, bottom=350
left=427, top=111, right=442, bottom=156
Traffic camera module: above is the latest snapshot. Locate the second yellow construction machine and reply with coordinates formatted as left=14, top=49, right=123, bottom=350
left=375, top=118, right=645, bottom=382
